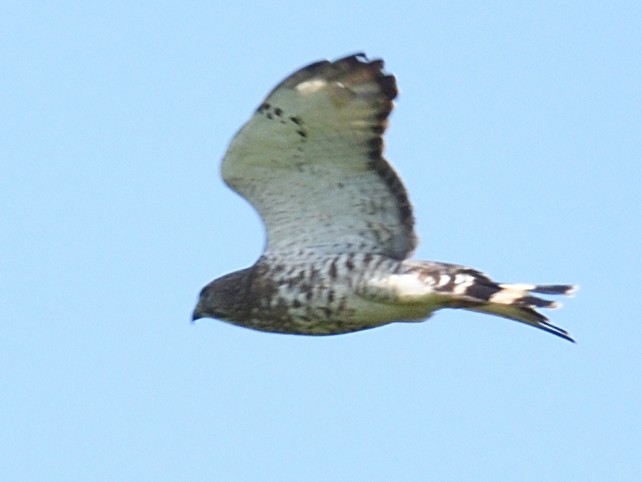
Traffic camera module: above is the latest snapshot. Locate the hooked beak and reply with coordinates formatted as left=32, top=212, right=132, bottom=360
left=191, top=304, right=204, bottom=323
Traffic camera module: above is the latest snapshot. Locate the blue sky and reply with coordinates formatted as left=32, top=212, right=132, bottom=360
left=2, top=2, right=641, bottom=481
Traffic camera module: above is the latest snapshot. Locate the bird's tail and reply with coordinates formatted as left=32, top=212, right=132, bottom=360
left=464, top=281, right=577, bottom=342
left=406, top=262, right=578, bottom=342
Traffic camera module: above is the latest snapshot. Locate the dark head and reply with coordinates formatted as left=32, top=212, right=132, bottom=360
left=192, top=269, right=250, bottom=322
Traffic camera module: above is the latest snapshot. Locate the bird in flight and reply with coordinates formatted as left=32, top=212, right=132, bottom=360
left=193, top=53, right=577, bottom=341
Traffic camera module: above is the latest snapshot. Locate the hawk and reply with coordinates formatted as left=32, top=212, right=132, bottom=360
left=193, top=53, right=577, bottom=341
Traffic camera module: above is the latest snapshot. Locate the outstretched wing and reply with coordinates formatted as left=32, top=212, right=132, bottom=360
left=221, top=53, right=417, bottom=259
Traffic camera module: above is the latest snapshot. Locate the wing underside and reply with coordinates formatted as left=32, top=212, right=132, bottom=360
left=221, top=54, right=417, bottom=259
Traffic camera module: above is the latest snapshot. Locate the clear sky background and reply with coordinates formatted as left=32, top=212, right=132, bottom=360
left=2, top=2, right=641, bottom=481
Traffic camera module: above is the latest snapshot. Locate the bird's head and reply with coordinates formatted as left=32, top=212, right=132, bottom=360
left=192, top=269, right=250, bottom=322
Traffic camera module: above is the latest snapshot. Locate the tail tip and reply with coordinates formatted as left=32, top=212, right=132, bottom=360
left=566, top=285, right=579, bottom=296
left=532, top=284, right=579, bottom=297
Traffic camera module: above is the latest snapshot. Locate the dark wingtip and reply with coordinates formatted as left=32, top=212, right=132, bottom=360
left=338, top=51, right=368, bottom=62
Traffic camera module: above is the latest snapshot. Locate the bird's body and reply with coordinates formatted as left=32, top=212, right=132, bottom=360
left=199, top=252, right=430, bottom=335
left=193, top=53, right=576, bottom=341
